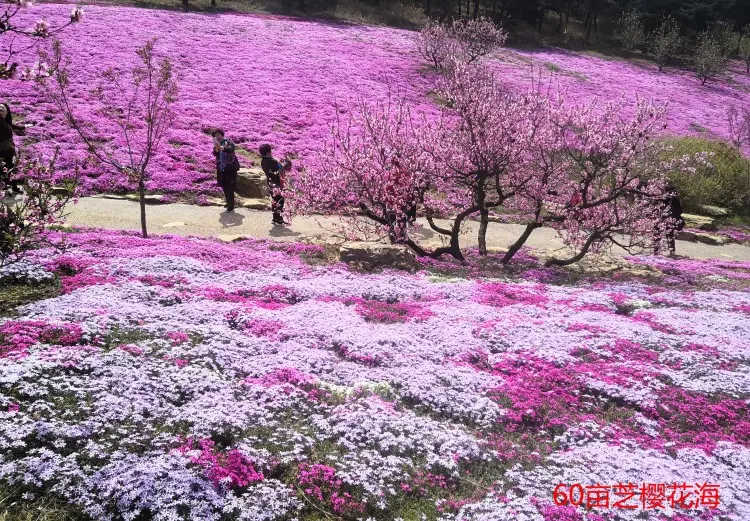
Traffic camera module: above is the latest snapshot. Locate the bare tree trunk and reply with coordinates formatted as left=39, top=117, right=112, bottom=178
left=299, top=0, right=305, bottom=12
left=211, top=0, right=216, bottom=6
left=476, top=184, right=490, bottom=255
left=473, top=0, right=479, bottom=19
left=501, top=222, right=541, bottom=264
left=478, top=208, right=489, bottom=255
left=138, top=177, right=148, bottom=238
left=538, top=1, right=545, bottom=33
left=182, top=0, right=188, bottom=7
left=584, top=7, right=591, bottom=37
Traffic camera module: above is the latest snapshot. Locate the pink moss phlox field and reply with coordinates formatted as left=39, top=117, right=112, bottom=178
left=3, top=5, right=438, bottom=196
left=491, top=49, right=750, bottom=151
left=4, top=5, right=750, bottom=198
left=1, top=228, right=749, bottom=520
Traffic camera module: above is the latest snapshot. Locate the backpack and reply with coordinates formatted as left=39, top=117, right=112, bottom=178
left=219, top=140, right=240, bottom=174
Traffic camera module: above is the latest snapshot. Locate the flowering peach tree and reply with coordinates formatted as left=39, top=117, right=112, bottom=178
left=41, top=38, right=178, bottom=238
left=0, top=152, right=78, bottom=267
left=296, top=62, right=690, bottom=266
left=0, top=0, right=82, bottom=80
left=417, top=17, right=506, bottom=71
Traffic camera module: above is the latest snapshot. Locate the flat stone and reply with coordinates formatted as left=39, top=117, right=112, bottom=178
left=243, top=198, right=271, bottom=210
left=682, top=213, right=716, bottom=231
left=698, top=205, right=729, bottom=217
left=236, top=168, right=268, bottom=199
left=694, top=233, right=728, bottom=246
left=124, top=193, right=167, bottom=204
left=204, top=196, right=226, bottom=206
left=217, top=234, right=251, bottom=243
left=339, top=241, right=417, bottom=269
left=91, top=194, right=127, bottom=200
left=675, top=230, right=698, bottom=242
left=161, top=221, right=187, bottom=228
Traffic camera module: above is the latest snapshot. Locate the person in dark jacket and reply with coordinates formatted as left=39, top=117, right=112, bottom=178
left=259, top=143, right=288, bottom=225
left=211, top=128, right=225, bottom=186
left=0, top=103, right=24, bottom=194
left=654, top=184, right=684, bottom=257
left=218, top=137, right=240, bottom=213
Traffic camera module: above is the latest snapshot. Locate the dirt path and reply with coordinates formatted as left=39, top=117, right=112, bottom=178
left=55, top=197, right=750, bottom=262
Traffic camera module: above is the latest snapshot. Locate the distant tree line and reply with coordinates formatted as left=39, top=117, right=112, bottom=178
left=183, top=0, right=749, bottom=38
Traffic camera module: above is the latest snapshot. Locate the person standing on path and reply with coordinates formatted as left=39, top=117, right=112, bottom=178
left=211, top=129, right=225, bottom=186
left=218, top=137, right=240, bottom=213
left=0, top=103, right=24, bottom=195
left=259, top=143, right=288, bottom=225
left=654, top=184, right=684, bottom=257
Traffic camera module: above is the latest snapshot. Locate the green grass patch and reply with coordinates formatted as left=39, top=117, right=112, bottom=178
left=0, top=484, right=89, bottom=521
left=96, top=325, right=154, bottom=351
left=0, top=278, right=61, bottom=317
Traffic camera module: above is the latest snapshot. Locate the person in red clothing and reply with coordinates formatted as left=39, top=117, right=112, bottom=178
left=384, top=157, right=418, bottom=243
left=567, top=180, right=585, bottom=209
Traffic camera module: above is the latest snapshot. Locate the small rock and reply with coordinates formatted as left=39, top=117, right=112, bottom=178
left=682, top=213, right=716, bottom=231
left=205, top=196, right=226, bottom=206
left=698, top=205, right=729, bottom=217
left=217, top=234, right=250, bottom=243
left=124, top=193, right=167, bottom=204
left=243, top=198, right=271, bottom=210
left=339, top=242, right=417, bottom=270
left=92, top=194, right=127, bottom=200
left=694, top=233, right=728, bottom=246
left=236, top=168, right=268, bottom=199
left=675, top=231, right=698, bottom=242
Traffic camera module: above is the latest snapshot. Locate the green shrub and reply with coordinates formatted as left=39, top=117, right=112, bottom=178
left=662, top=137, right=750, bottom=214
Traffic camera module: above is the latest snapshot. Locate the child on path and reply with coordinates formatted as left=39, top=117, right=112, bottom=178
left=654, top=184, right=684, bottom=257
left=259, top=143, right=289, bottom=225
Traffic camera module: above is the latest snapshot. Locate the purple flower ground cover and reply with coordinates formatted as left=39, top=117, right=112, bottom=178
left=3, top=4, right=439, bottom=197
left=491, top=48, right=750, bottom=149
left=3, top=4, right=750, bottom=198
left=1, top=229, right=749, bottom=520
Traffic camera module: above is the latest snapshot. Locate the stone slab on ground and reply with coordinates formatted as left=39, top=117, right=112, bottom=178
left=682, top=213, right=716, bottom=231
left=217, top=234, right=252, bottom=243
left=243, top=198, right=271, bottom=210
left=698, top=205, right=729, bottom=217
left=161, top=221, right=187, bottom=228
left=677, top=230, right=730, bottom=246
left=124, top=193, right=169, bottom=204
left=339, top=242, right=417, bottom=269
left=694, top=233, right=729, bottom=246
left=91, top=194, right=128, bottom=201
